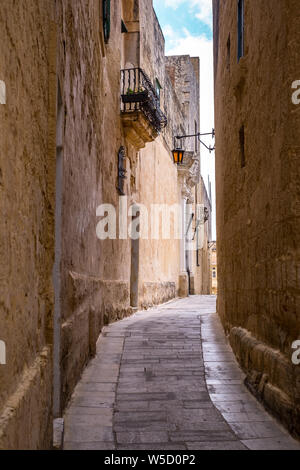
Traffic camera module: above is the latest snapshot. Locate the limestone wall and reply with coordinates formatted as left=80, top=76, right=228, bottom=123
left=55, top=0, right=135, bottom=412
left=210, top=243, right=218, bottom=295
left=0, top=0, right=56, bottom=449
left=165, top=56, right=201, bottom=156
left=213, top=0, right=300, bottom=437
left=137, top=137, right=181, bottom=308
left=192, top=177, right=212, bottom=295
left=137, top=7, right=209, bottom=305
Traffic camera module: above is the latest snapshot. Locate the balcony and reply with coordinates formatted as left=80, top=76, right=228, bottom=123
left=121, top=68, right=167, bottom=149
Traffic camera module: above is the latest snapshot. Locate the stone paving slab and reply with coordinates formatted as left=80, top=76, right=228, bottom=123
left=64, top=442, right=116, bottom=450
left=63, top=296, right=300, bottom=451
left=241, top=437, right=300, bottom=451
left=201, top=304, right=300, bottom=451
left=187, top=441, right=247, bottom=450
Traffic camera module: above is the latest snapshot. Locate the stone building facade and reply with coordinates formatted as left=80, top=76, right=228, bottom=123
left=0, top=0, right=211, bottom=449
left=0, top=0, right=57, bottom=449
left=213, top=0, right=300, bottom=437
left=210, top=242, right=218, bottom=295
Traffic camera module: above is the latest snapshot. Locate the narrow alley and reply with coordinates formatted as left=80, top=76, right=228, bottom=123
left=1, top=0, right=300, bottom=452
left=63, top=297, right=300, bottom=451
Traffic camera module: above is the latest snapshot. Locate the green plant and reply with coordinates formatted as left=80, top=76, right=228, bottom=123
left=126, top=87, right=145, bottom=95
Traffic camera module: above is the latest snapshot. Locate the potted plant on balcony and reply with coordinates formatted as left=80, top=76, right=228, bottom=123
left=122, top=87, right=149, bottom=104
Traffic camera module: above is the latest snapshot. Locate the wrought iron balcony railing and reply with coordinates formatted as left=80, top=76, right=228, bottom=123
left=121, top=68, right=167, bottom=134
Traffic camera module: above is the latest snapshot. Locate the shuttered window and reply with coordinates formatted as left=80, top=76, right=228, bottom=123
left=237, top=0, right=244, bottom=61
left=103, top=0, right=111, bottom=44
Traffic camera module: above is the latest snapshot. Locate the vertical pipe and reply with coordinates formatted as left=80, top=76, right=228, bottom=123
left=180, top=198, right=186, bottom=273
left=53, top=80, right=63, bottom=418
left=130, top=208, right=140, bottom=308
left=134, top=68, right=137, bottom=111
left=129, top=69, right=132, bottom=111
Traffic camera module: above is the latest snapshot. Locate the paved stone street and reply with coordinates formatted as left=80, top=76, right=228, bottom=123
left=63, top=296, right=300, bottom=450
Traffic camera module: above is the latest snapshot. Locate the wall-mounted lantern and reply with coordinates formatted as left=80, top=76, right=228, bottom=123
left=172, top=148, right=185, bottom=165
left=172, top=129, right=215, bottom=164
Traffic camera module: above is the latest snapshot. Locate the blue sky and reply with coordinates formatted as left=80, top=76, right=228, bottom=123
left=153, top=0, right=213, bottom=45
left=153, top=0, right=216, bottom=239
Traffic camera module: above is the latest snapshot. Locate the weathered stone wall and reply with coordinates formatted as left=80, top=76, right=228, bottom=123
left=137, top=136, right=181, bottom=308
left=136, top=6, right=210, bottom=305
left=136, top=4, right=181, bottom=307
left=210, top=242, right=218, bottom=295
left=213, top=0, right=300, bottom=437
left=162, top=69, right=187, bottom=152
left=164, top=55, right=212, bottom=296
left=139, top=0, right=165, bottom=86
left=193, top=177, right=212, bottom=295
left=0, top=0, right=56, bottom=449
left=165, top=56, right=201, bottom=155
left=56, top=0, right=135, bottom=412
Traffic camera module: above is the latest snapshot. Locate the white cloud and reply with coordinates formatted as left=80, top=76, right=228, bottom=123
left=163, top=0, right=212, bottom=29
left=193, top=0, right=213, bottom=28
left=162, top=24, right=177, bottom=40
left=164, top=0, right=186, bottom=9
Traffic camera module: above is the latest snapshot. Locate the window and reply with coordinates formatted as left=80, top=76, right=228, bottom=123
left=237, top=0, right=244, bottom=61
left=239, top=125, right=246, bottom=168
left=226, top=34, right=231, bottom=70
left=155, top=79, right=162, bottom=105
left=103, top=0, right=111, bottom=44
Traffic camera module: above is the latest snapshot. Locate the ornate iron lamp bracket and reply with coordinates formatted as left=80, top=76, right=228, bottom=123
left=174, top=129, right=215, bottom=153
